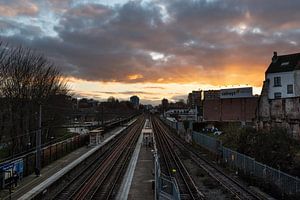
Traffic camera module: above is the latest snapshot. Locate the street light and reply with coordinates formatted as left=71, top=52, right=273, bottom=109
left=35, top=104, right=42, bottom=177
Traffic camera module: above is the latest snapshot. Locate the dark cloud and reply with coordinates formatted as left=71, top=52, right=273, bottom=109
left=0, top=0, right=300, bottom=86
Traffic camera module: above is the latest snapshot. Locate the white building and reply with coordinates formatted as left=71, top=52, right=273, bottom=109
left=266, top=52, right=300, bottom=99
left=165, top=109, right=197, bottom=121
left=258, top=52, right=300, bottom=139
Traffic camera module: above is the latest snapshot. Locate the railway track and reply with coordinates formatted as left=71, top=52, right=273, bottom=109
left=52, top=116, right=145, bottom=200
left=155, top=116, right=266, bottom=200
left=152, top=117, right=204, bottom=200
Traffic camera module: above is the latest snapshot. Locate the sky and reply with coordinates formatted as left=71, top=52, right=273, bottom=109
left=0, top=0, right=299, bottom=105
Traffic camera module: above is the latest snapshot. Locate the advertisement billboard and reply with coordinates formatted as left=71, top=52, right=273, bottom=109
left=220, top=87, right=253, bottom=99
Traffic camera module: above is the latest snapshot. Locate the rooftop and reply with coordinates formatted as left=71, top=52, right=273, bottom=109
left=266, top=52, right=300, bottom=74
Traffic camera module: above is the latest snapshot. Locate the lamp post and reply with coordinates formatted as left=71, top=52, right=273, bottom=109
left=35, top=104, right=42, bottom=176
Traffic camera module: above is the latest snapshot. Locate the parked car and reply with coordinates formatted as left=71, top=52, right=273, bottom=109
left=213, top=131, right=223, bottom=136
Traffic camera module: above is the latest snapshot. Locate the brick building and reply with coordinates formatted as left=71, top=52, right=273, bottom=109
left=203, top=87, right=258, bottom=123
left=203, top=90, right=220, bottom=100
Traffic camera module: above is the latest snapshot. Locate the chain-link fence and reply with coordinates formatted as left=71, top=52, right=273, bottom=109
left=223, top=147, right=300, bottom=195
left=192, top=131, right=300, bottom=195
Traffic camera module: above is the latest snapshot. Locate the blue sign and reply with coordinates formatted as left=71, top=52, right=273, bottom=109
left=0, top=159, right=23, bottom=174
left=14, top=159, right=23, bottom=174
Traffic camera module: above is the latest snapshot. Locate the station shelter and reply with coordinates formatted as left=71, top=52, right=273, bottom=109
left=89, top=129, right=104, bottom=146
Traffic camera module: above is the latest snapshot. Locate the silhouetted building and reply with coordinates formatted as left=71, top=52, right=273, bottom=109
left=161, top=98, right=169, bottom=111
left=169, top=101, right=187, bottom=109
left=130, top=95, right=140, bottom=109
left=187, top=90, right=202, bottom=108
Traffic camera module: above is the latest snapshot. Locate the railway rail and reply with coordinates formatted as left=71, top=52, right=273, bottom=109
left=52, top=116, right=145, bottom=200
left=152, top=117, right=204, bottom=200
left=155, top=116, right=266, bottom=200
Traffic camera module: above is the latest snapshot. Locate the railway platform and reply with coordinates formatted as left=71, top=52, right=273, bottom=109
left=128, top=139, right=154, bottom=200
left=0, top=144, right=92, bottom=200
left=0, top=119, right=136, bottom=200
left=117, top=118, right=154, bottom=200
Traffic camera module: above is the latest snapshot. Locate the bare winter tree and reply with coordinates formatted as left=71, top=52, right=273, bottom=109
left=0, top=42, right=68, bottom=156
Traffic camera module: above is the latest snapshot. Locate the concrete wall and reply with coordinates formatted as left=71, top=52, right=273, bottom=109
left=258, top=80, right=300, bottom=139
left=295, top=70, right=300, bottom=97
left=258, top=81, right=270, bottom=120
left=270, top=99, right=284, bottom=120
left=285, top=98, right=300, bottom=120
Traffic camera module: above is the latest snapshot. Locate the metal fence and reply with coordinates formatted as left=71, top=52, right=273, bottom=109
left=160, top=117, right=185, bottom=133
left=154, top=153, right=180, bottom=200
left=192, top=131, right=300, bottom=195
left=192, top=131, right=222, bottom=154
left=223, top=147, right=300, bottom=195
left=2, top=135, right=88, bottom=178
left=160, top=117, right=300, bottom=196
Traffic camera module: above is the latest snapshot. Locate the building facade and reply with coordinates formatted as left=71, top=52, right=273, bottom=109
left=203, top=90, right=220, bottom=100
left=187, top=90, right=202, bottom=108
left=165, top=109, right=197, bottom=121
left=257, top=52, right=300, bottom=139
left=203, top=87, right=258, bottom=123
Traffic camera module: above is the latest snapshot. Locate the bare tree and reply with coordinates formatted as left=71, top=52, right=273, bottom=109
left=0, top=42, right=68, bottom=156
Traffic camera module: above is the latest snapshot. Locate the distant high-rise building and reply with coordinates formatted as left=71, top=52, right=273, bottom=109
left=161, top=98, right=169, bottom=110
left=130, top=95, right=140, bottom=109
left=187, top=90, right=202, bottom=108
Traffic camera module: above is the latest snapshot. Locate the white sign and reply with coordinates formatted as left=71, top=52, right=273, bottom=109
left=220, top=87, right=253, bottom=99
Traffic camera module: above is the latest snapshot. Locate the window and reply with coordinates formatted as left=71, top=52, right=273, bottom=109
left=287, top=84, right=294, bottom=94
left=274, top=92, right=281, bottom=99
left=281, top=62, right=289, bottom=66
left=274, top=77, right=281, bottom=87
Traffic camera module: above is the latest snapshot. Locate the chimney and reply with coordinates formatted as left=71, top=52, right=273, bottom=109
left=272, top=51, right=278, bottom=63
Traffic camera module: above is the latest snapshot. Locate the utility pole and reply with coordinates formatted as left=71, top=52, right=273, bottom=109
left=101, top=103, right=104, bottom=129
left=35, top=104, right=41, bottom=176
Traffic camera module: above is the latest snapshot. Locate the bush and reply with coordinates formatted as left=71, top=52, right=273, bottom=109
left=222, top=126, right=297, bottom=171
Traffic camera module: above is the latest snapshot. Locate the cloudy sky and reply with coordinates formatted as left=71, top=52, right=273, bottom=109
left=0, top=0, right=299, bottom=104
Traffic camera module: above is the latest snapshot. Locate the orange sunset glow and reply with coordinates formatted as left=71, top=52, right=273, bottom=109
left=1, top=0, right=299, bottom=104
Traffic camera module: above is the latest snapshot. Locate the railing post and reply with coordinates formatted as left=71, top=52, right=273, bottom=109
left=243, top=155, right=246, bottom=173
left=49, top=145, right=52, bottom=162
left=296, top=178, right=299, bottom=193
left=55, top=143, right=58, bottom=160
